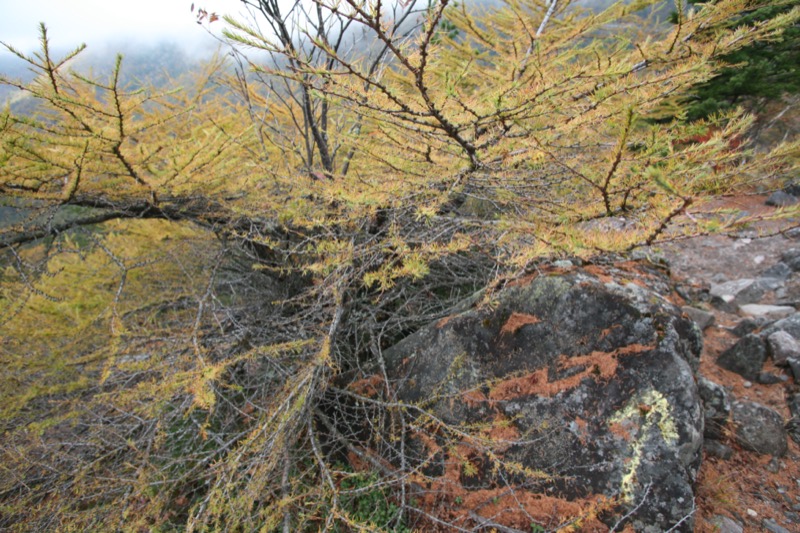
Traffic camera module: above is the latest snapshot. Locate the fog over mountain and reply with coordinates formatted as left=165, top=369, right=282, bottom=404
left=1, top=0, right=672, bottom=110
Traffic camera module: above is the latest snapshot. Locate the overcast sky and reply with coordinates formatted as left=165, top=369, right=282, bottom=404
left=0, top=0, right=244, bottom=54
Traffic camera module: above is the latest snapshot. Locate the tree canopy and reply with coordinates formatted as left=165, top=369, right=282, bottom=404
left=0, top=0, right=798, bottom=530
left=668, top=0, right=800, bottom=120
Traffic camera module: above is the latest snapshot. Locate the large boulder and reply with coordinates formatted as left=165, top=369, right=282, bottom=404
left=382, top=262, right=704, bottom=532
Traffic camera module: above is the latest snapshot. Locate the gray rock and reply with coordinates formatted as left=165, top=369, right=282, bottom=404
left=763, top=518, right=791, bottom=533
left=710, top=279, right=768, bottom=312
left=739, top=304, right=795, bottom=319
left=716, top=334, right=767, bottom=380
left=763, top=262, right=793, bottom=281
left=710, top=515, right=743, bottom=533
left=788, top=395, right=800, bottom=445
left=382, top=264, right=703, bottom=532
left=789, top=394, right=800, bottom=419
left=731, top=400, right=788, bottom=456
left=783, top=182, right=800, bottom=197
left=767, top=457, right=781, bottom=473
left=712, top=272, right=730, bottom=284
left=767, top=331, right=800, bottom=365
left=789, top=420, right=800, bottom=445
left=787, top=357, right=800, bottom=381
left=761, top=312, right=800, bottom=339
left=756, top=372, right=786, bottom=385
left=766, top=190, right=799, bottom=207
left=697, top=377, right=731, bottom=439
left=682, top=306, right=715, bottom=331
left=704, top=440, right=734, bottom=460
left=781, top=249, right=800, bottom=271
left=732, top=318, right=761, bottom=337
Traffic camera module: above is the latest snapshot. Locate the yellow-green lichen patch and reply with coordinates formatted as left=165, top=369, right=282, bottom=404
left=609, top=389, right=679, bottom=502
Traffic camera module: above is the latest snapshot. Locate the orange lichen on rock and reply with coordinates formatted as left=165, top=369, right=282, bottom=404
left=480, top=413, right=521, bottom=445
left=506, top=272, right=540, bottom=288
left=582, top=265, right=615, bottom=283
left=487, top=344, right=651, bottom=400
left=436, top=315, right=455, bottom=328
left=411, top=465, right=614, bottom=532
left=609, top=419, right=636, bottom=442
left=488, top=369, right=548, bottom=400
left=499, top=312, right=541, bottom=335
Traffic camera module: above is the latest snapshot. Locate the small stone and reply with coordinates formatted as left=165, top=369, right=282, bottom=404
left=767, top=331, right=800, bottom=365
left=762, top=518, right=790, bottom=533
left=710, top=279, right=768, bottom=312
left=757, top=372, right=785, bottom=385
left=747, top=509, right=758, bottom=518
left=767, top=457, right=781, bottom=473
left=698, top=377, right=731, bottom=439
left=787, top=417, right=800, bottom=445
left=767, top=190, right=799, bottom=207
left=552, top=259, right=574, bottom=269
left=788, top=358, right=800, bottom=381
left=743, top=380, right=753, bottom=388
left=710, top=515, right=744, bottom=533
left=705, top=439, right=734, bottom=460
left=788, top=395, right=800, bottom=418
left=785, top=512, right=799, bottom=523
left=732, top=400, right=788, bottom=457
left=717, top=334, right=767, bottom=380
left=754, top=255, right=766, bottom=265
left=683, top=306, right=715, bottom=331
left=732, top=318, right=761, bottom=337
left=740, top=304, right=795, bottom=319
left=712, top=273, right=729, bottom=284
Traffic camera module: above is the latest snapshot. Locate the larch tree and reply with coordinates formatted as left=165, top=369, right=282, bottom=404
left=0, top=0, right=798, bottom=531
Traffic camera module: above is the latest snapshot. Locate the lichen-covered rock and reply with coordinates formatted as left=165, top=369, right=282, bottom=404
left=716, top=334, right=767, bottom=380
left=731, top=400, right=788, bottom=457
left=697, top=377, right=731, bottom=440
left=382, top=262, right=703, bottom=532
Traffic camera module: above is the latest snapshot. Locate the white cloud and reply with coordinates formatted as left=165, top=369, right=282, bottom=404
left=0, top=0, right=243, bottom=53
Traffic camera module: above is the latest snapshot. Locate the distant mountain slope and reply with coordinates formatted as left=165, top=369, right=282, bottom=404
left=1, top=40, right=209, bottom=113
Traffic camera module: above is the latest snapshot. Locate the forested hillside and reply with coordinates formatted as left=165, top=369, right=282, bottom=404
left=1, top=0, right=798, bottom=530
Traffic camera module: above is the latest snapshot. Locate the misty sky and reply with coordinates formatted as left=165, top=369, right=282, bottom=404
left=0, top=0, right=243, bottom=53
